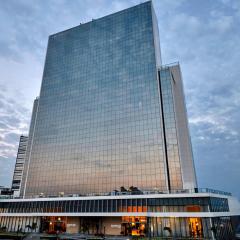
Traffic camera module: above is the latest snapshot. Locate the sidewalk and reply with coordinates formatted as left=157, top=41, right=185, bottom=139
left=24, top=233, right=132, bottom=240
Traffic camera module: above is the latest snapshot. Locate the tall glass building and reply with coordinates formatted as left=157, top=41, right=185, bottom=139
left=1, top=2, right=239, bottom=239
left=11, top=135, right=28, bottom=197
left=20, top=1, right=196, bottom=198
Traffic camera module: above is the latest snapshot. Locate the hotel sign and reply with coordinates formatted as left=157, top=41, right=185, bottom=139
left=111, top=224, right=121, bottom=229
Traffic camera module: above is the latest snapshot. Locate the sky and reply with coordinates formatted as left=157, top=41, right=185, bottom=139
left=0, top=0, right=239, bottom=198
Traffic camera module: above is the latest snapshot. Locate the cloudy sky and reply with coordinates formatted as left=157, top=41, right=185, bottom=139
left=0, top=0, right=239, bottom=198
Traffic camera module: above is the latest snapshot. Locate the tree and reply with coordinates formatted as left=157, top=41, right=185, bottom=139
left=120, top=186, right=127, bottom=192
left=128, top=186, right=142, bottom=195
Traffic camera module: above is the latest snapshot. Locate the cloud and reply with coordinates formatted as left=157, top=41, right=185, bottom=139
left=189, top=84, right=240, bottom=138
left=169, top=13, right=202, bottom=36
left=0, top=86, right=30, bottom=185
left=209, top=12, right=233, bottom=33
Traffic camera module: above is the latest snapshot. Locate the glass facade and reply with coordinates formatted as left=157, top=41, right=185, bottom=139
left=21, top=98, right=39, bottom=197
left=158, top=65, right=197, bottom=190
left=0, top=195, right=233, bottom=239
left=11, top=135, right=28, bottom=195
left=21, top=2, right=168, bottom=197
left=0, top=197, right=229, bottom=214
left=148, top=217, right=233, bottom=239
left=0, top=215, right=234, bottom=239
left=0, top=196, right=233, bottom=238
left=159, top=68, right=183, bottom=190
left=20, top=1, right=196, bottom=197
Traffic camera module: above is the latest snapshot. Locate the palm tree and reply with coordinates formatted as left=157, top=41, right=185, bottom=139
left=120, top=186, right=127, bottom=192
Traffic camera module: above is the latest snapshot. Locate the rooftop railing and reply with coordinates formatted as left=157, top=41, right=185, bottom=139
left=0, top=188, right=232, bottom=200
left=158, top=62, right=180, bottom=69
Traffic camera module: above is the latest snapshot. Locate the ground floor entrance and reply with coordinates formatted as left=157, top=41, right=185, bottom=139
left=39, top=216, right=206, bottom=237
left=40, top=217, right=66, bottom=234
left=121, top=216, right=147, bottom=236
left=40, top=216, right=147, bottom=236
left=189, top=217, right=203, bottom=238
left=0, top=215, right=234, bottom=238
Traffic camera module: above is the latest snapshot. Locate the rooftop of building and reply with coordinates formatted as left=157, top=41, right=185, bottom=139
left=49, top=1, right=152, bottom=38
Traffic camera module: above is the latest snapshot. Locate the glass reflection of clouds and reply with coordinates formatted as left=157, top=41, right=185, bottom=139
left=160, top=69, right=183, bottom=190
left=22, top=2, right=170, bottom=196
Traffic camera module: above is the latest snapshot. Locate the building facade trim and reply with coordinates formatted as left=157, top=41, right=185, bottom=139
left=0, top=212, right=238, bottom=218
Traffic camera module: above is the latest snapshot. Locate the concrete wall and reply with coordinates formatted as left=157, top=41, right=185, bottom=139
left=102, top=217, right=122, bottom=235
left=66, top=217, right=80, bottom=234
